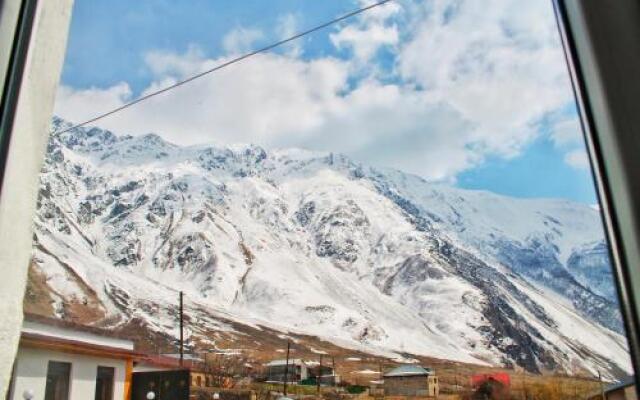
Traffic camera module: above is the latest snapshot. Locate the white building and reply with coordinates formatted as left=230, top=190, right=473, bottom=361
left=265, top=359, right=310, bottom=383
left=7, top=314, right=138, bottom=400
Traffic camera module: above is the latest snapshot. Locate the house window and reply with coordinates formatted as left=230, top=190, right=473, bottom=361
left=95, top=366, right=115, bottom=400
left=44, top=361, right=71, bottom=400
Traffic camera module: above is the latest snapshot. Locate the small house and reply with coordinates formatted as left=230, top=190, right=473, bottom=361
left=588, top=376, right=637, bottom=400
left=7, top=313, right=139, bottom=400
left=383, top=365, right=439, bottom=398
left=265, top=359, right=309, bottom=383
left=369, top=380, right=385, bottom=397
left=303, top=364, right=338, bottom=386
left=133, top=354, right=204, bottom=393
left=471, top=373, right=511, bottom=400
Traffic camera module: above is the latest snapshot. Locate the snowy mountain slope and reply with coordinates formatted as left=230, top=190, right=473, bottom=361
left=30, top=117, right=630, bottom=377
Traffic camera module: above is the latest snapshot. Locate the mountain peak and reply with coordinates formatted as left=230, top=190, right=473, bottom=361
left=31, top=119, right=629, bottom=377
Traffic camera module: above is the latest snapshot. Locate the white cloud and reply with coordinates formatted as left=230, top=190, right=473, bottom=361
left=54, top=0, right=581, bottom=182
left=546, top=111, right=592, bottom=170
left=564, top=149, right=590, bottom=170
left=397, top=0, right=574, bottom=158
left=222, top=26, right=264, bottom=54
left=54, top=83, right=131, bottom=125
left=56, top=51, right=350, bottom=147
left=276, top=79, right=479, bottom=180
left=331, top=24, right=398, bottom=63
left=330, top=0, right=400, bottom=63
left=144, top=45, right=209, bottom=78
left=276, top=13, right=302, bottom=57
left=549, top=114, right=583, bottom=147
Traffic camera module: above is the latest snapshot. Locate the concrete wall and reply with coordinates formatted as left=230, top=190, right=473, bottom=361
left=384, top=376, right=439, bottom=398
left=607, top=386, right=638, bottom=400
left=624, top=386, right=638, bottom=400
left=0, top=0, right=73, bottom=397
left=10, top=347, right=126, bottom=400
left=266, top=364, right=307, bottom=382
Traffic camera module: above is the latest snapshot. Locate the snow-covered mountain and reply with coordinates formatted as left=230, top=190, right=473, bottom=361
left=30, top=117, right=630, bottom=377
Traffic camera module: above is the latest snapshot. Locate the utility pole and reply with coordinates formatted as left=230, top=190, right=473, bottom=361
left=332, top=357, right=336, bottom=388
left=283, top=340, right=290, bottom=396
left=454, top=363, right=458, bottom=392
left=598, top=370, right=605, bottom=400
left=317, top=354, right=323, bottom=395
left=179, top=291, right=184, bottom=367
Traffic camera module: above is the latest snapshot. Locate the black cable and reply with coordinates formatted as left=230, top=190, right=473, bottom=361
left=56, top=0, right=395, bottom=134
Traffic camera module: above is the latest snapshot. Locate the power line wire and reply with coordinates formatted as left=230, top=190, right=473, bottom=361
left=56, top=0, right=395, bottom=134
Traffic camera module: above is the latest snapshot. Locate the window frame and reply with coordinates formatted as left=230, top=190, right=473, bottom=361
left=44, top=360, right=72, bottom=400
left=0, top=0, right=638, bottom=395
left=554, top=0, right=640, bottom=392
left=94, top=366, right=115, bottom=400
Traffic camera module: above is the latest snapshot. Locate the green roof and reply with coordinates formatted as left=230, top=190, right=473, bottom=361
left=383, top=365, right=434, bottom=377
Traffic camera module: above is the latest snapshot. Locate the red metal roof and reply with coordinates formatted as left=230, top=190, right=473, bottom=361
left=471, top=373, right=511, bottom=387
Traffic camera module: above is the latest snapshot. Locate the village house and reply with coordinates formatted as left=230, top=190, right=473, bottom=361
left=7, top=313, right=139, bottom=400
left=133, top=353, right=212, bottom=392
left=6, top=314, right=200, bottom=400
left=383, top=365, right=439, bottom=398
left=589, top=376, right=637, bottom=400
left=265, top=359, right=309, bottom=383
left=470, top=373, right=510, bottom=399
left=304, top=363, right=338, bottom=386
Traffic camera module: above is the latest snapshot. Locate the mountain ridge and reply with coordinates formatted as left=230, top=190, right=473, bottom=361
left=30, top=117, right=630, bottom=378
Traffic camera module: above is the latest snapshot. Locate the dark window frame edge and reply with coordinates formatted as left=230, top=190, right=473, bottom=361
left=553, top=0, right=640, bottom=390
left=0, top=0, right=40, bottom=195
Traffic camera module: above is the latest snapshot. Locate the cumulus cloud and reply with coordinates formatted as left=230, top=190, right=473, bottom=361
left=55, top=83, right=131, bottom=125
left=549, top=114, right=583, bottom=147
left=546, top=111, right=592, bottom=169
left=330, top=0, right=400, bottom=64
left=564, top=149, right=590, bottom=170
left=56, top=50, right=350, bottom=147
left=276, top=13, right=303, bottom=57
left=222, top=26, right=264, bottom=54
left=398, top=0, right=574, bottom=158
left=54, top=0, right=581, bottom=181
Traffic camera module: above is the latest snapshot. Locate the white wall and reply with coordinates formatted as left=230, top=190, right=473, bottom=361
left=10, top=347, right=126, bottom=400
left=0, top=0, right=73, bottom=397
left=22, top=322, right=134, bottom=351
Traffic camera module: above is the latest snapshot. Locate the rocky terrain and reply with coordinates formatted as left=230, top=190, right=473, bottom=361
left=27, top=117, right=630, bottom=378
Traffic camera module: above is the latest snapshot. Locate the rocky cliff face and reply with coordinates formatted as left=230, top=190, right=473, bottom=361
left=29, top=118, right=630, bottom=377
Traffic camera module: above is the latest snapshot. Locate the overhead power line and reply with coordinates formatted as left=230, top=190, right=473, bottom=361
left=56, top=0, right=395, bottom=134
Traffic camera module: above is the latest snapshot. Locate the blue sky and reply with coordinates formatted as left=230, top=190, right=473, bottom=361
left=62, top=0, right=351, bottom=95
left=56, top=0, right=598, bottom=204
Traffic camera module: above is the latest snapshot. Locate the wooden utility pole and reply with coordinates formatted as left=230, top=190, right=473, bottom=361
left=283, top=340, right=291, bottom=396
left=332, top=357, right=336, bottom=387
left=454, top=363, right=458, bottom=392
left=179, top=291, right=184, bottom=367
left=598, top=370, right=605, bottom=400
left=317, top=354, right=323, bottom=395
